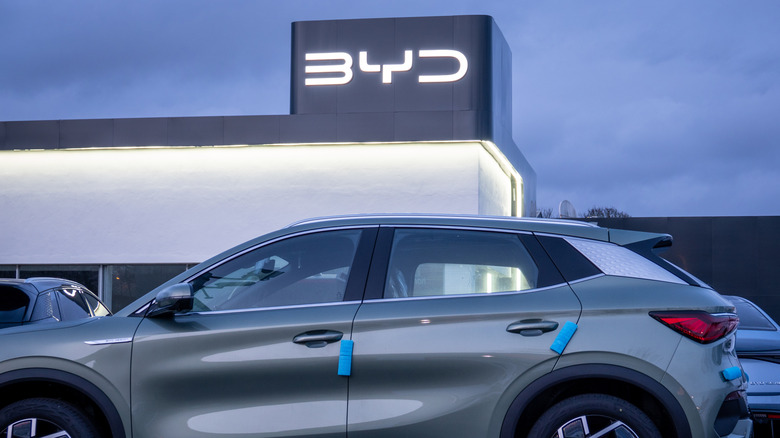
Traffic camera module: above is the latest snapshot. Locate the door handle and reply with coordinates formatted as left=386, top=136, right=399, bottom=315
left=507, top=319, right=559, bottom=337
left=293, top=330, right=344, bottom=348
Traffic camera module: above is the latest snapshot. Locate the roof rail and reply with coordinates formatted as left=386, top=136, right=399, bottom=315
left=285, top=213, right=598, bottom=228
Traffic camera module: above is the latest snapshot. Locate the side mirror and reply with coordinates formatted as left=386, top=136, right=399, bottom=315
left=146, top=283, right=194, bottom=318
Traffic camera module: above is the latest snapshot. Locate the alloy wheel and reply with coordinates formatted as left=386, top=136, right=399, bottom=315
left=553, top=414, right=640, bottom=438
left=4, top=417, right=71, bottom=438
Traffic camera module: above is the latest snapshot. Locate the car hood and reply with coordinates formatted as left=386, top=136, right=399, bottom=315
left=0, top=315, right=143, bottom=363
left=0, top=317, right=100, bottom=335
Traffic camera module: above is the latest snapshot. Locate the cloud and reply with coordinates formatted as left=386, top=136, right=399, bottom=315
left=511, top=1, right=780, bottom=216
left=1, top=0, right=778, bottom=216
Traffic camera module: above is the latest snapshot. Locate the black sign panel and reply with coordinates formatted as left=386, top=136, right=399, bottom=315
left=291, top=16, right=494, bottom=115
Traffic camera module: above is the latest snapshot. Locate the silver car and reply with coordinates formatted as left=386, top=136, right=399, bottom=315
left=725, top=295, right=780, bottom=437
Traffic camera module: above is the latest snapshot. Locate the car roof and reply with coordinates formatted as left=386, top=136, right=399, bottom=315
left=286, top=213, right=599, bottom=229
left=284, top=214, right=673, bottom=247
left=0, top=277, right=89, bottom=294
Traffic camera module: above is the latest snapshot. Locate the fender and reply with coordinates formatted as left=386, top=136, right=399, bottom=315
left=0, top=368, right=126, bottom=438
left=500, top=363, right=691, bottom=438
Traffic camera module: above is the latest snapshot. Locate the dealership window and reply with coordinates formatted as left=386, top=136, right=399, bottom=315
left=19, top=265, right=100, bottom=296
left=103, top=264, right=190, bottom=312
left=0, top=266, right=16, bottom=278
left=3, top=264, right=192, bottom=313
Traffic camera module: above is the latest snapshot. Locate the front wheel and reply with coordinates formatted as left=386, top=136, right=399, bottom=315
left=528, top=393, right=662, bottom=438
left=0, top=398, right=99, bottom=438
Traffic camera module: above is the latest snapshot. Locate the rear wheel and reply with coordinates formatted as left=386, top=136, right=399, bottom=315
left=0, top=398, right=99, bottom=438
left=528, top=393, right=662, bottom=438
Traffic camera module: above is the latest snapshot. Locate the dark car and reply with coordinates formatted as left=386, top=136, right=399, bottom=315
left=0, top=277, right=111, bottom=328
left=725, top=295, right=780, bottom=437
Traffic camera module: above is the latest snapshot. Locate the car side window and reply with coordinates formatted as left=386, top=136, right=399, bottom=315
left=384, top=229, right=541, bottom=298
left=56, top=288, right=93, bottom=320
left=0, top=286, right=30, bottom=325
left=82, top=292, right=111, bottom=317
left=189, top=229, right=362, bottom=312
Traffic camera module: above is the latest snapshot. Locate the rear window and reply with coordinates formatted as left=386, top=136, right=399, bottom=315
left=732, top=299, right=777, bottom=331
left=565, top=237, right=686, bottom=285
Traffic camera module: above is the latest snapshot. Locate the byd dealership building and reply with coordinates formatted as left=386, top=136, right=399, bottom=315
left=0, top=15, right=536, bottom=311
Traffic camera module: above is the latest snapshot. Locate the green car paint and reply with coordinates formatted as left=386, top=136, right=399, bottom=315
left=0, top=215, right=752, bottom=437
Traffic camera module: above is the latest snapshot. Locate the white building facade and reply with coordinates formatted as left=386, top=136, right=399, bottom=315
left=0, top=15, right=536, bottom=310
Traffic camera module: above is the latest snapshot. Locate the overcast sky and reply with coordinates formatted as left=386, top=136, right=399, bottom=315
left=2, top=1, right=778, bottom=217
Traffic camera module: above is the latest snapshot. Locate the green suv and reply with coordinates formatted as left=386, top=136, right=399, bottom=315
left=0, top=215, right=752, bottom=437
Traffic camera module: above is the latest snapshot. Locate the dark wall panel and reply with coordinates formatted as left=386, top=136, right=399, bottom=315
left=115, top=118, right=168, bottom=147
left=6, top=121, right=60, bottom=149
left=0, top=122, right=6, bottom=150
left=394, top=111, right=453, bottom=142
left=337, top=113, right=394, bottom=143
left=279, top=114, right=338, bottom=144
left=593, top=216, right=780, bottom=323
left=168, top=117, right=224, bottom=146
left=60, top=119, right=114, bottom=148
left=223, top=116, right=281, bottom=145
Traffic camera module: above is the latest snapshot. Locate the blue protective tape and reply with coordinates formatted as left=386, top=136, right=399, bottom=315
left=550, top=321, right=578, bottom=355
left=721, top=366, right=742, bottom=382
left=338, top=340, right=354, bottom=376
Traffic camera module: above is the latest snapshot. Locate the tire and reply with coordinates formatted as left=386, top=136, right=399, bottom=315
left=0, top=397, right=99, bottom=438
left=528, top=393, right=662, bottom=438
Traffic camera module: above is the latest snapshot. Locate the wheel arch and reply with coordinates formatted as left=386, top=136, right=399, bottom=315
left=0, top=368, right=126, bottom=438
left=500, top=363, right=691, bottom=438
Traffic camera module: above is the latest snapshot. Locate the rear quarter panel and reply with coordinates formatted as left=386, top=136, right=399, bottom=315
left=559, top=276, right=742, bottom=438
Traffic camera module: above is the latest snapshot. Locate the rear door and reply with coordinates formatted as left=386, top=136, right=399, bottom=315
left=347, top=226, right=582, bottom=437
left=131, top=227, right=376, bottom=438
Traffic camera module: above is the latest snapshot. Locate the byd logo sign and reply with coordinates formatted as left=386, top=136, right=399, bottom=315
left=304, top=50, right=468, bottom=86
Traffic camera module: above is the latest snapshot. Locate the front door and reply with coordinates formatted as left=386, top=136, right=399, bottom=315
left=131, top=228, right=373, bottom=437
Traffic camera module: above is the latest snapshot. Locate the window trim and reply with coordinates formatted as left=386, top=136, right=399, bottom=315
left=177, top=226, right=378, bottom=313
left=372, top=283, right=570, bottom=303
left=172, top=299, right=363, bottom=317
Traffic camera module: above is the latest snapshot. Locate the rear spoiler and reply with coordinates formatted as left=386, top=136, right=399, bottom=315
left=607, top=229, right=673, bottom=254
left=608, top=228, right=709, bottom=288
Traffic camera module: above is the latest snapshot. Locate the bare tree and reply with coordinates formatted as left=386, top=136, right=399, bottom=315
left=536, top=207, right=553, bottom=218
left=584, top=206, right=631, bottom=218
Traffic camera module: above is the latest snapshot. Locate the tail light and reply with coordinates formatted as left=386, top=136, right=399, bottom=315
left=650, top=311, right=738, bottom=343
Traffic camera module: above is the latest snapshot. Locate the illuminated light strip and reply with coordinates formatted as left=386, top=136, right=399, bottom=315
left=4, top=140, right=490, bottom=152
left=4, top=140, right=525, bottom=216
left=21, top=140, right=524, bottom=215
left=480, top=141, right=525, bottom=216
